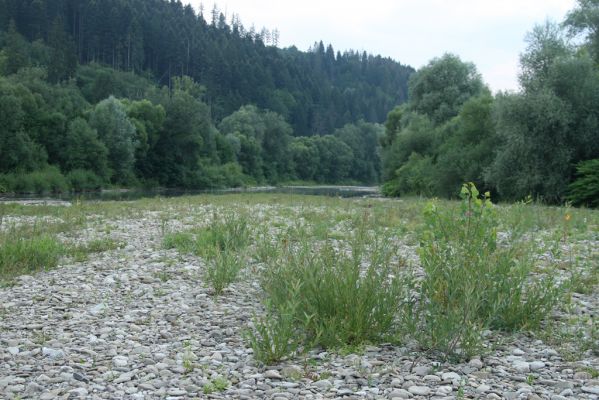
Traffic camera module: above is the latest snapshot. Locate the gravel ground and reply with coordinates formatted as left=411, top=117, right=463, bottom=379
left=0, top=201, right=597, bottom=399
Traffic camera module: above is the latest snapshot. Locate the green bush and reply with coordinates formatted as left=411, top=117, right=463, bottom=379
left=567, top=159, right=599, bottom=208
left=244, top=283, right=303, bottom=364
left=382, top=153, right=435, bottom=197
left=250, top=229, right=408, bottom=359
left=67, top=169, right=104, bottom=192
left=0, top=167, right=69, bottom=194
left=407, top=183, right=565, bottom=359
left=205, top=247, right=244, bottom=295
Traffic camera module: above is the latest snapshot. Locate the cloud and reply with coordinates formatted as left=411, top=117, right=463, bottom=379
left=189, top=0, right=577, bottom=91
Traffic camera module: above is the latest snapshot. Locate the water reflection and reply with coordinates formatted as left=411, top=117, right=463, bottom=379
left=1, top=186, right=380, bottom=203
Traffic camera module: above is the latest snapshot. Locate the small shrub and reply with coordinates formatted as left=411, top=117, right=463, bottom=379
left=205, top=247, right=243, bottom=295
left=257, top=230, right=408, bottom=352
left=203, top=376, right=229, bottom=394
left=408, top=183, right=566, bottom=359
left=67, top=169, right=104, bottom=192
left=244, top=283, right=303, bottom=364
left=253, top=228, right=281, bottom=264
left=194, top=213, right=250, bottom=257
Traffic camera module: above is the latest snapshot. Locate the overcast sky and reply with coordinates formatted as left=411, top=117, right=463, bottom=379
left=187, top=0, right=577, bottom=92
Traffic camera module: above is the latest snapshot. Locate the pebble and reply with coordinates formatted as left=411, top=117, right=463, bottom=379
left=264, top=370, right=283, bottom=380
left=582, top=386, right=599, bottom=394
left=513, top=361, right=530, bottom=373
left=530, top=361, right=545, bottom=371
left=389, top=388, right=411, bottom=399
left=476, top=384, right=491, bottom=393
left=313, top=380, right=332, bottom=391
left=408, top=385, right=431, bottom=396
left=42, top=347, right=65, bottom=360
left=413, top=365, right=432, bottom=376
left=0, top=203, right=596, bottom=399
left=112, top=355, right=129, bottom=368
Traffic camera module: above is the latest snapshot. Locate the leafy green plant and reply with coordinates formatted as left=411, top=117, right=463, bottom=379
left=244, top=282, right=303, bottom=364
left=164, top=214, right=251, bottom=258
left=194, top=213, right=250, bottom=257
left=205, top=247, right=244, bottom=295
left=258, top=228, right=408, bottom=352
left=203, top=376, right=230, bottom=394
left=407, top=183, right=566, bottom=359
left=567, top=159, right=599, bottom=208
left=253, top=228, right=281, bottom=264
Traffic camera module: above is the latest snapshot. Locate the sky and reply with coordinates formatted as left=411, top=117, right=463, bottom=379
left=187, top=0, right=577, bottom=92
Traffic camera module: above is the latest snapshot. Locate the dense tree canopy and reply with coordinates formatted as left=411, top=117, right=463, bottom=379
left=0, top=0, right=413, bottom=135
left=0, top=0, right=397, bottom=192
left=381, top=6, right=599, bottom=205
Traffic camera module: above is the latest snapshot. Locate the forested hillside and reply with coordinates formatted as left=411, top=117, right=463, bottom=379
left=381, top=0, right=599, bottom=206
left=0, top=0, right=413, bottom=192
left=0, top=0, right=412, bottom=134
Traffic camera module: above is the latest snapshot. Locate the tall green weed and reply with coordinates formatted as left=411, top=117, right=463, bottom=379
left=406, top=183, right=566, bottom=359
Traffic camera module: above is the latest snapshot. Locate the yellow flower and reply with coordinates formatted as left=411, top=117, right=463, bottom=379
left=565, top=214, right=571, bottom=222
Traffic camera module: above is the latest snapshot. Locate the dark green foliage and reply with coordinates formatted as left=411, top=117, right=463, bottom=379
left=384, top=153, right=436, bottom=197
left=434, top=93, right=496, bottom=197
left=381, top=54, right=488, bottom=198
left=564, top=0, right=599, bottom=64
left=488, top=23, right=599, bottom=203
left=382, top=13, right=599, bottom=205
left=0, top=77, right=48, bottom=172
left=2, top=21, right=29, bottom=75
left=408, top=53, right=484, bottom=124
left=0, top=167, right=68, bottom=194
left=46, top=17, right=76, bottom=83
left=151, top=89, right=211, bottom=188
left=486, top=89, right=573, bottom=202
left=334, top=121, right=383, bottom=184
left=568, top=159, right=599, bottom=207
left=1, top=0, right=413, bottom=135
left=66, top=169, right=103, bottom=192
left=89, top=96, right=137, bottom=184
left=64, top=118, right=109, bottom=179
left=0, top=1, right=402, bottom=191
left=313, top=135, right=354, bottom=183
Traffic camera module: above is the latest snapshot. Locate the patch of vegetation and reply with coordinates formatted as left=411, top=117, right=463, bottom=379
left=568, top=159, right=599, bottom=208
left=205, top=248, right=244, bottom=296
left=203, top=376, right=230, bottom=394
left=0, top=232, right=64, bottom=280
left=70, top=238, right=122, bottom=262
left=402, top=183, right=567, bottom=359
left=246, top=225, right=409, bottom=363
left=163, top=213, right=250, bottom=258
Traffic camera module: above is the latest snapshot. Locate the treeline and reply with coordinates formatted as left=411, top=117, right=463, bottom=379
left=0, top=0, right=413, bottom=135
left=381, top=0, right=599, bottom=207
left=0, top=64, right=383, bottom=192
left=0, top=0, right=399, bottom=192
